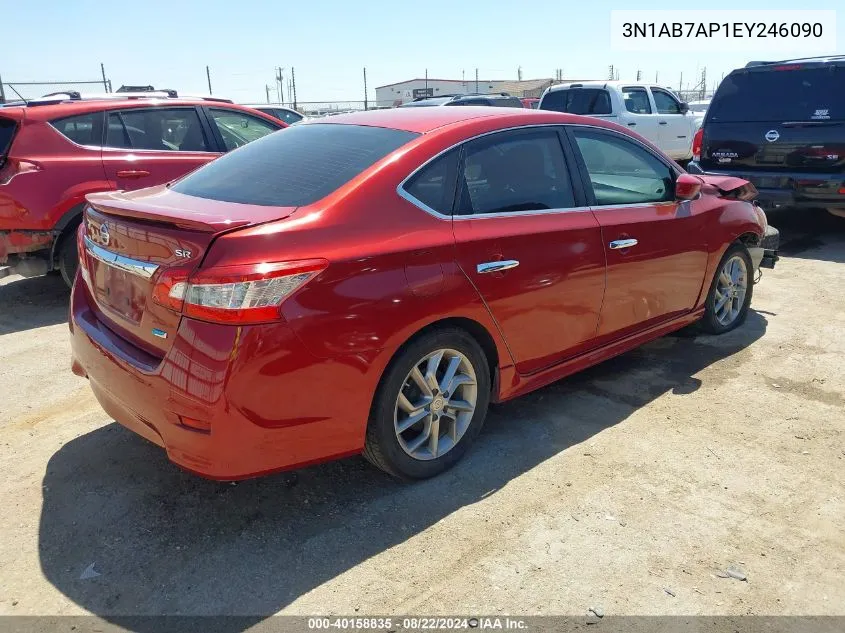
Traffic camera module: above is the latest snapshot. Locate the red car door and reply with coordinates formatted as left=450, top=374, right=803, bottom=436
left=101, top=106, right=220, bottom=191
left=449, top=128, right=607, bottom=375
left=568, top=127, right=709, bottom=341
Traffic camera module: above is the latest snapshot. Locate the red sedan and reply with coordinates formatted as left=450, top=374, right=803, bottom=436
left=69, top=107, right=778, bottom=480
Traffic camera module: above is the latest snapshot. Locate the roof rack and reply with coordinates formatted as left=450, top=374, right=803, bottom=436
left=26, top=91, right=233, bottom=107
left=745, top=54, right=845, bottom=67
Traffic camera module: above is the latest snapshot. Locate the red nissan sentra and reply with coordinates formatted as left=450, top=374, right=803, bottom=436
left=69, top=107, right=779, bottom=480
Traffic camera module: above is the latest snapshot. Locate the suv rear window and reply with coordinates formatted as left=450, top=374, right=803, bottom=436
left=708, top=65, right=845, bottom=122
left=171, top=124, right=419, bottom=206
left=541, top=88, right=612, bottom=115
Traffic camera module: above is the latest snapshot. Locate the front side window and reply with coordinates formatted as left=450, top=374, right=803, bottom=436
left=622, top=87, right=652, bottom=114
left=403, top=149, right=459, bottom=214
left=540, top=88, right=612, bottom=115
left=105, top=108, right=209, bottom=151
left=652, top=89, right=682, bottom=114
left=457, top=129, right=575, bottom=215
left=209, top=108, right=280, bottom=151
left=172, top=123, right=419, bottom=207
left=571, top=129, right=674, bottom=205
left=51, top=112, right=101, bottom=146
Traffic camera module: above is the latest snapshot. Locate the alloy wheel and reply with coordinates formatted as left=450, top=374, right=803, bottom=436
left=714, top=255, right=748, bottom=326
left=394, top=348, right=478, bottom=461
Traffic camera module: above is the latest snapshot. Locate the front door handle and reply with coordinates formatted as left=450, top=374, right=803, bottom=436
left=116, top=169, right=151, bottom=179
left=477, top=260, right=520, bottom=274
left=627, top=122, right=637, bottom=127
left=658, top=121, right=668, bottom=126
left=609, top=239, right=638, bottom=250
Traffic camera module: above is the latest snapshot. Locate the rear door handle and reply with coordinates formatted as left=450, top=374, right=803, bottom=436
left=658, top=121, right=668, bottom=126
left=609, top=239, right=638, bottom=250
left=477, top=260, right=519, bottom=274
left=627, top=122, right=636, bottom=127
left=116, top=169, right=151, bottom=179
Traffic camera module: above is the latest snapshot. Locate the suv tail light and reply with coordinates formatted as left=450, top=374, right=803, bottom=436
left=152, top=259, right=328, bottom=324
left=692, top=128, right=704, bottom=161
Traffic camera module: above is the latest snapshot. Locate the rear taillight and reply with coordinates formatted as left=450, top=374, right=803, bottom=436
left=692, top=128, right=704, bottom=161
left=152, top=259, right=328, bottom=324
left=0, top=159, right=40, bottom=186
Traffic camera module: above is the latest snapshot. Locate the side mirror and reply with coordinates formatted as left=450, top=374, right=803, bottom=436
left=675, top=173, right=702, bottom=200
left=679, top=102, right=690, bottom=114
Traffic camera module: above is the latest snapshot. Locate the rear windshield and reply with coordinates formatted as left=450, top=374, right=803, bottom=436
left=0, top=117, right=17, bottom=157
left=171, top=124, right=419, bottom=206
left=540, top=88, right=612, bottom=115
left=708, top=65, right=845, bottom=122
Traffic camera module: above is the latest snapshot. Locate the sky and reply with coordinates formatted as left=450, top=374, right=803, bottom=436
left=2, top=0, right=842, bottom=104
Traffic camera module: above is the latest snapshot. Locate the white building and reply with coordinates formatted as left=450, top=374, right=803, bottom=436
left=375, top=77, right=564, bottom=107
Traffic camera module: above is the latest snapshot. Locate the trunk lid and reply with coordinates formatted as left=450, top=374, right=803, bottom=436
left=81, top=185, right=296, bottom=356
left=700, top=63, right=845, bottom=175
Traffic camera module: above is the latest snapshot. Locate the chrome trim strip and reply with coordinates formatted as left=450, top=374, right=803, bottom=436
left=477, top=260, right=520, bottom=274
left=84, top=236, right=159, bottom=279
left=396, top=122, right=682, bottom=222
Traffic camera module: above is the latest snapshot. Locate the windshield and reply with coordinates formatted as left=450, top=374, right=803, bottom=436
left=708, top=65, right=845, bottom=122
left=171, top=124, right=419, bottom=206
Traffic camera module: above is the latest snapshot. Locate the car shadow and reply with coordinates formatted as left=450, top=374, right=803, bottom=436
left=0, top=274, right=69, bottom=335
left=38, top=311, right=767, bottom=628
left=768, top=208, right=845, bottom=264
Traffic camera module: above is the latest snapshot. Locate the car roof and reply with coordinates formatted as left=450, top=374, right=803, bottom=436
left=546, top=81, right=675, bottom=92
left=302, top=106, right=596, bottom=134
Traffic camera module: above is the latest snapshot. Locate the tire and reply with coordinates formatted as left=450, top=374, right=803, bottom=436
left=363, top=328, right=491, bottom=480
left=57, top=229, right=79, bottom=288
left=826, top=208, right=845, bottom=219
left=700, top=242, right=754, bottom=334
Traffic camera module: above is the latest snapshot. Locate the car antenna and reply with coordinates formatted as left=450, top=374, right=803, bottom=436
left=6, top=83, right=30, bottom=106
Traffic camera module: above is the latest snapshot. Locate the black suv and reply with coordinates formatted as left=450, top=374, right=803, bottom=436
left=399, top=94, right=524, bottom=108
left=696, top=56, right=845, bottom=218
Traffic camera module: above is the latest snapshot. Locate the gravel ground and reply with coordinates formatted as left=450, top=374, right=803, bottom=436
left=0, top=209, right=842, bottom=621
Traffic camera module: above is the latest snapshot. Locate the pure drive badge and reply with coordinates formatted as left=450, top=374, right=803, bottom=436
left=765, top=130, right=780, bottom=143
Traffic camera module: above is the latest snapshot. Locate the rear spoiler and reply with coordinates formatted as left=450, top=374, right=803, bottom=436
left=697, top=175, right=758, bottom=201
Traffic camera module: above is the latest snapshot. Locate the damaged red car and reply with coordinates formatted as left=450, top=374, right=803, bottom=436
left=69, top=107, right=779, bottom=480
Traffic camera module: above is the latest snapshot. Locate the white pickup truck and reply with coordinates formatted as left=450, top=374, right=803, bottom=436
left=538, top=81, right=698, bottom=162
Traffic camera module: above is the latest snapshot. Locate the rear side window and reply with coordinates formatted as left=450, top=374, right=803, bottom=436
left=709, top=66, right=845, bottom=122
left=403, top=149, right=459, bottom=214
left=0, top=117, right=16, bottom=159
left=51, top=113, right=101, bottom=146
left=172, top=124, right=419, bottom=206
left=622, top=87, right=652, bottom=114
left=541, top=89, right=612, bottom=115
left=209, top=108, right=279, bottom=151
left=273, top=109, right=303, bottom=125
left=105, top=108, right=210, bottom=151
left=457, top=129, right=575, bottom=214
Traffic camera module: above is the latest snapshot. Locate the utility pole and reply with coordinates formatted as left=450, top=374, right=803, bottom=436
left=462, top=69, right=465, bottom=89
left=475, top=68, right=479, bottom=93
left=206, top=66, right=212, bottom=95
left=636, top=69, right=642, bottom=81
left=265, top=84, right=271, bottom=104
left=292, top=67, right=297, bottom=109
left=363, top=67, right=368, bottom=110
left=276, top=67, right=285, bottom=103
left=425, top=68, right=428, bottom=92
left=100, top=63, right=109, bottom=92
left=518, top=66, right=523, bottom=81
left=655, top=71, right=659, bottom=83
left=679, top=71, right=683, bottom=92
left=0, top=73, right=6, bottom=104
left=608, top=65, right=614, bottom=80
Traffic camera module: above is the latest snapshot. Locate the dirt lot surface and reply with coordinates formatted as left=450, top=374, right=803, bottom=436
left=0, top=210, right=843, bottom=621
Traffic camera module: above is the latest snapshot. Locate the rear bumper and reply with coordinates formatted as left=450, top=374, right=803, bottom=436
left=69, top=279, right=375, bottom=480
left=0, top=230, right=54, bottom=263
left=698, top=168, right=845, bottom=211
